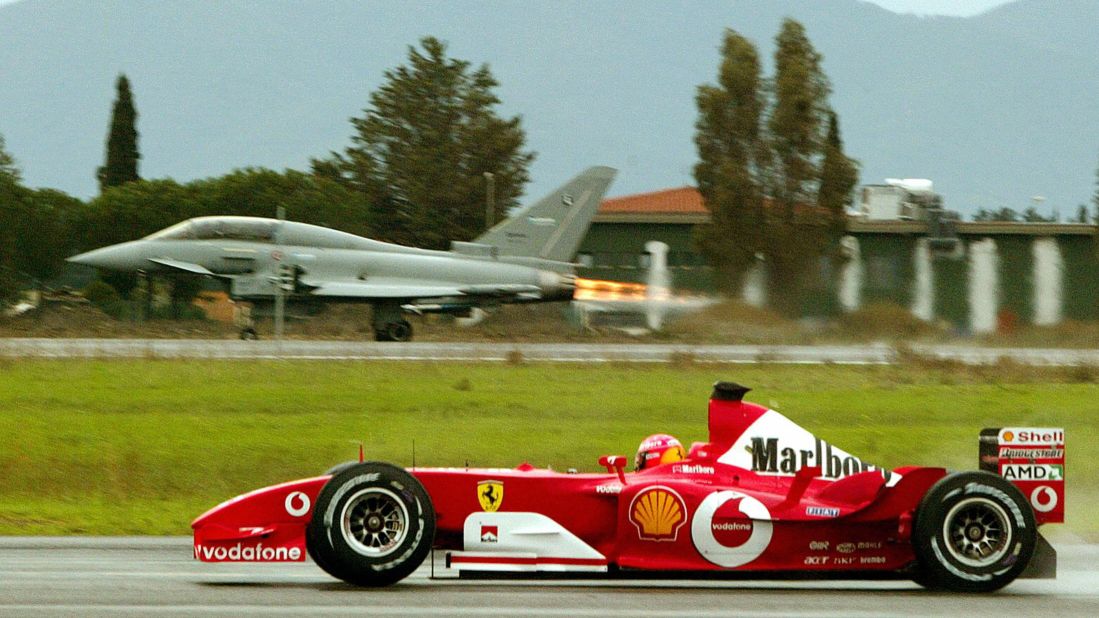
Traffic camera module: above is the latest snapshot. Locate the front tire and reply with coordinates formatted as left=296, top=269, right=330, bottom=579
left=912, top=471, right=1036, bottom=592
left=306, top=462, right=435, bottom=586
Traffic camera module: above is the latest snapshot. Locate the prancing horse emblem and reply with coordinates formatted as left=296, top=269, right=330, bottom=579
left=477, top=480, right=504, bottom=512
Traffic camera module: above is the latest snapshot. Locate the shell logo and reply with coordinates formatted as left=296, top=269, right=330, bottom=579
left=629, top=486, right=687, bottom=541
left=1002, top=430, right=1015, bottom=442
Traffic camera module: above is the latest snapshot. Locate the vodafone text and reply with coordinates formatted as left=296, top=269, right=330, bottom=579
left=194, top=542, right=304, bottom=562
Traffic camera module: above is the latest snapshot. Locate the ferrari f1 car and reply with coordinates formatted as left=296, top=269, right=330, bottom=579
left=193, top=382, right=1065, bottom=592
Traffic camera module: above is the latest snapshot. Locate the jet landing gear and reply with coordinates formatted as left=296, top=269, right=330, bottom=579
left=235, top=303, right=259, bottom=340
left=372, top=304, right=413, bottom=342
left=375, top=320, right=412, bottom=342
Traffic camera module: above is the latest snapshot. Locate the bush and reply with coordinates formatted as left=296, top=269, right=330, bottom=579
left=82, top=280, right=120, bottom=307
left=837, top=302, right=935, bottom=340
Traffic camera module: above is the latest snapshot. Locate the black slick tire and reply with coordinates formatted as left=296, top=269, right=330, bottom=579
left=912, top=471, right=1036, bottom=592
left=305, top=462, right=435, bottom=586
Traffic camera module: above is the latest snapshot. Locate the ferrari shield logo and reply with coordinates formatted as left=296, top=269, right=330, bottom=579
left=477, top=480, right=504, bottom=512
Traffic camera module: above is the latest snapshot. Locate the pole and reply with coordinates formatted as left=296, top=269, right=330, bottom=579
left=274, top=206, right=286, bottom=341
left=484, top=172, right=495, bottom=230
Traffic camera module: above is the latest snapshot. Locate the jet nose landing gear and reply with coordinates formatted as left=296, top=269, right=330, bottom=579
left=375, top=320, right=413, bottom=342
left=372, top=304, right=413, bottom=342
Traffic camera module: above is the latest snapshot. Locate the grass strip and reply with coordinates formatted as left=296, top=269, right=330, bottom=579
left=0, top=359, right=1093, bottom=536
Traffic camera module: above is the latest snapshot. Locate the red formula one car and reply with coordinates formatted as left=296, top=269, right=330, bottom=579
left=193, top=382, right=1065, bottom=592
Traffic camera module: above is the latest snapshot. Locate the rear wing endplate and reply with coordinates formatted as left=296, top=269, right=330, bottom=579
left=980, top=427, right=1064, bottom=524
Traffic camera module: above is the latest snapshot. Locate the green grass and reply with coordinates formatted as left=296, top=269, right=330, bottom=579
left=0, top=359, right=1094, bottom=537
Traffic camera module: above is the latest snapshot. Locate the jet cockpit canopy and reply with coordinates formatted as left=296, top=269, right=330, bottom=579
left=146, top=217, right=279, bottom=243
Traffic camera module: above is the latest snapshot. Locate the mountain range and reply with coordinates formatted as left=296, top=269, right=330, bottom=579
left=1, top=0, right=1097, bottom=217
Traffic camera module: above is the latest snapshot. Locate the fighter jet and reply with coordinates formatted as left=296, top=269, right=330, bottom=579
left=68, top=166, right=616, bottom=341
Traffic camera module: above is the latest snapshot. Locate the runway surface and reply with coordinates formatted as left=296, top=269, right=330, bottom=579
left=0, top=538, right=1096, bottom=617
left=3, top=338, right=1099, bottom=366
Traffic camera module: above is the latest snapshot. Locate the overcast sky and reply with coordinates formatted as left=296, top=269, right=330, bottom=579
left=0, top=0, right=1017, bottom=16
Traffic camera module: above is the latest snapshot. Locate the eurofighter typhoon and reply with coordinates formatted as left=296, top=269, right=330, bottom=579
left=68, top=167, right=616, bottom=340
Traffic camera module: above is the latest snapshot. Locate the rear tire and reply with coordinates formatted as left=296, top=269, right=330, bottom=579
left=912, top=471, right=1035, bottom=592
left=306, top=462, right=435, bottom=586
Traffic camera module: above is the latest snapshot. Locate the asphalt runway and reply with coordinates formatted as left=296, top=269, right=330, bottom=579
left=3, top=338, right=1099, bottom=366
left=0, top=538, right=1096, bottom=617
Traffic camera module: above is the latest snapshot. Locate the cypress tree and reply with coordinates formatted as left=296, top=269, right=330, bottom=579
left=694, top=19, right=854, bottom=316
left=818, top=111, right=859, bottom=239
left=693, top=29, right=768, bottom=293
left=97, top=74, right=141, bottom=192
left=769, top=19, right=829, bottom=214
left=765, top=19, right=834, bottom=315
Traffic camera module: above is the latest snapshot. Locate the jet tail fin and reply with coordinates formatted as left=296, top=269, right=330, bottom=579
left=473, top=166, right=616, bottom=262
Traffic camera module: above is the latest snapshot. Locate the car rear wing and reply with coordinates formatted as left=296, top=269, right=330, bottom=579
left=980, top=427, right=1064, bottom=525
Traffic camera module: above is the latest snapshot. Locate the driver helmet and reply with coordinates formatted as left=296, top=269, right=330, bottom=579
left=635, top=433, right=685, bottom=471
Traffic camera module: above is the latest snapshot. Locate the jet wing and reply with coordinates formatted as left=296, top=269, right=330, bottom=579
left=306, top=280, right=540, bottom=300
left=147, top=257, right=215, bottom=276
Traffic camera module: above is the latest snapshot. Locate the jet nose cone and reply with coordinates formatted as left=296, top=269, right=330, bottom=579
left=66, top=242, right=146, bottom=271
left=66, top=249, right=102, bottom=267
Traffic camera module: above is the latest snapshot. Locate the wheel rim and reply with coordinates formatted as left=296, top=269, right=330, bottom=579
left=388, top=322, right=410, bottom=341
left=340, top=488, right=409, bottom=557
left=942, top=497, right=1012, bottom=567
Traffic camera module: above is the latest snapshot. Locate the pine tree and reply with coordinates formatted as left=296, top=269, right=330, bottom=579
left=693, top=29, right=768, bottom=293
left=97, top=74, right=141, bottom=192
left=314, top=37, right=534, bottom=249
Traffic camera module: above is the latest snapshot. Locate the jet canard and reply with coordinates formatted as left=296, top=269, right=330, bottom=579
left=69, top=166, right=616, bottom=340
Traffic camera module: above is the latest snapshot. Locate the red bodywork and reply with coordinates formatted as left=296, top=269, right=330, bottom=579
left=193, top=389, right=1059, bottom=576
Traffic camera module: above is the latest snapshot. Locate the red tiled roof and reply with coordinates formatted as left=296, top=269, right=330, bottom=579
left=600, top=186, right=832, bottom=219
left=599, top=186, right=708, bottom=215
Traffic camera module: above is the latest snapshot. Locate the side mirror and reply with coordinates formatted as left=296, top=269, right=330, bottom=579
left=598, top=455, right=628, bottom=484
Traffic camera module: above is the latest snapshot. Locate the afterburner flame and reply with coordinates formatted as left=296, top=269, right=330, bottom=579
left=574, top=278, right=648, bottom=301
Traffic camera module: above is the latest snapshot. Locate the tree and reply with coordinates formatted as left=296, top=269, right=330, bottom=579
left=191, top=168, right=369, bottom=235
left=0, top=133, right=20, bottom=182
left=693, top=20, right=853, bottom=315
left=11, top=189, right=84, bottom=285
left=693, top=29, right=768, bottom=293
left=973, top=207, right=1020, bottom=222
left=0, top=172, right=24, bottom=303
left=1021, top=206, right=1056, bottom=223
left=765, top=19, right=836, bottom=314
left=0, top=134, right=84, bottom=300
left=97, top=74, right=141, bottom=192
left=769, top=19, right=830, bottom=216
left=818, top=111, right=859, bottom=239
left=0, top=136, right=26, bottom=302
left=1093, top=153, right=1099, bottom=223
left=314, top=37, right=534, bottom=249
